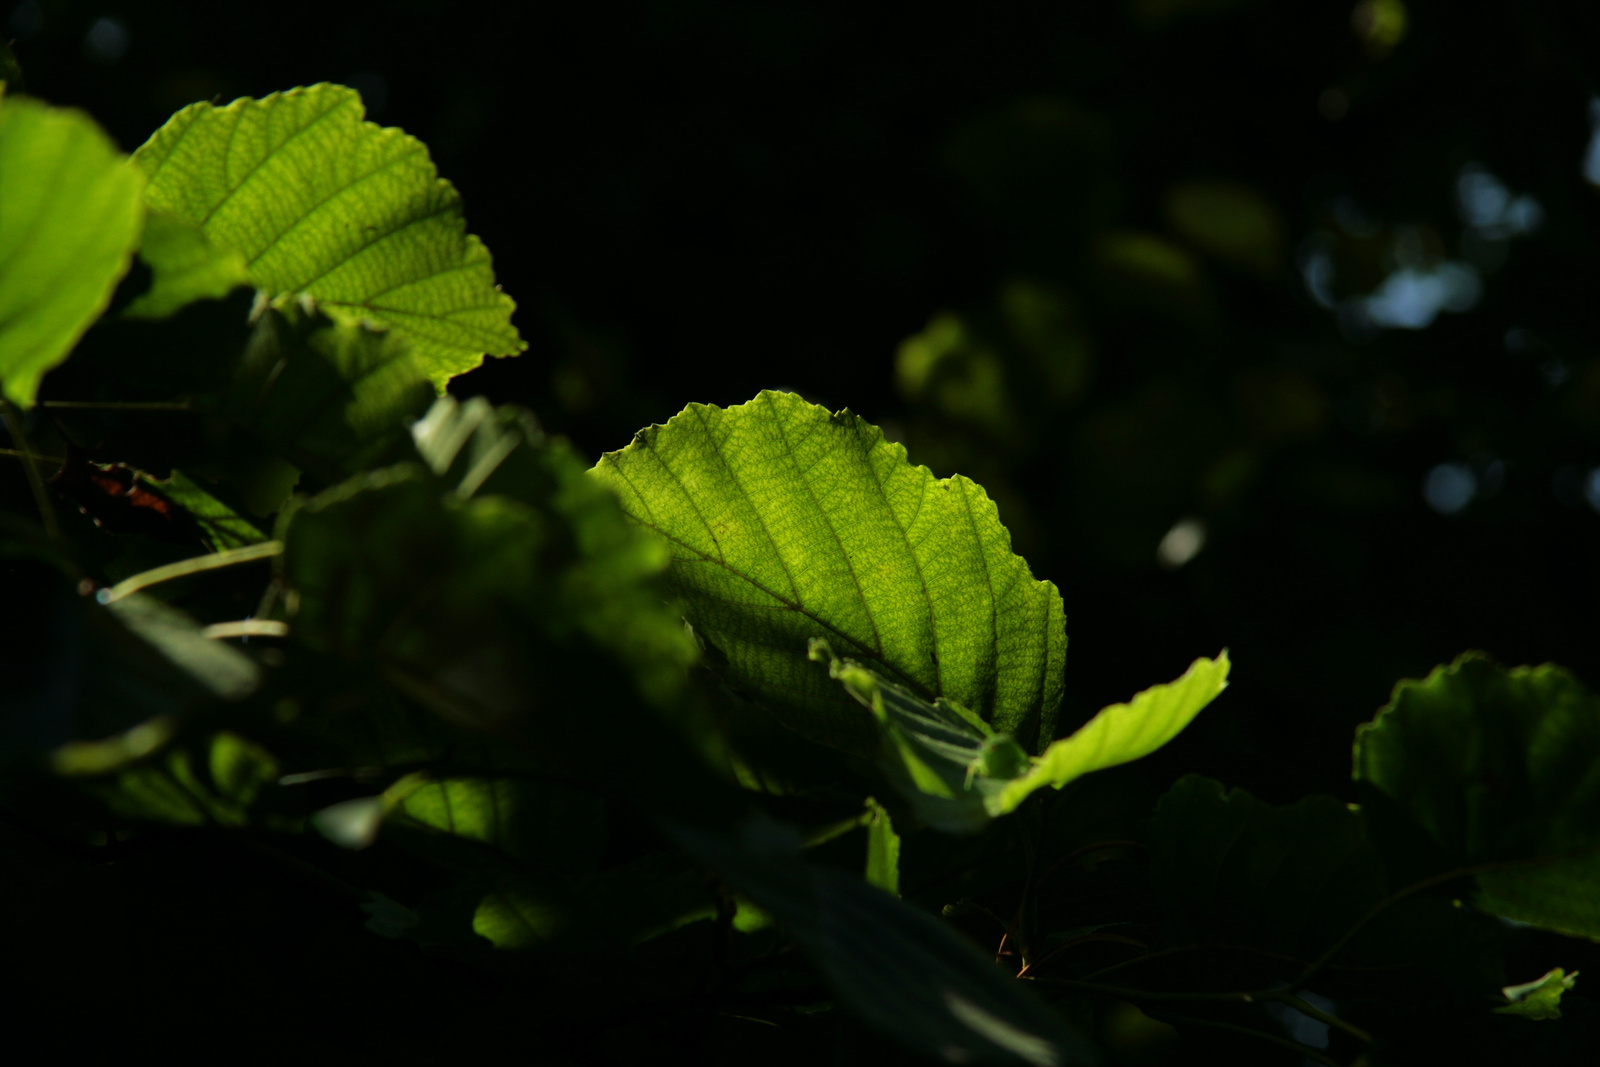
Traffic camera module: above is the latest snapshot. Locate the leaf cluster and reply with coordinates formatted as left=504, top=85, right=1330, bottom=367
left=2, top=61, right=1599, bottom=1066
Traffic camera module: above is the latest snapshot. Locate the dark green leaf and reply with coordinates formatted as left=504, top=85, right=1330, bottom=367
left=1147, top=775, right=1387, bottom=960
left=669, top=813, right=1100, bottom=1065
left=1354, top=654, right=1600, bottom=938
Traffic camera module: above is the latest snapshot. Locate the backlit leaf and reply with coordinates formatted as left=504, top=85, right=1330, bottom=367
left=592, top=389, right=1065, bottom=755
left=132, top=83, right=524, bottom=382
left=992, top=653, right=1228, bottom=812
left=121, top=211, right=250, bottom=320
left=0, top=90, right=143, bottom=406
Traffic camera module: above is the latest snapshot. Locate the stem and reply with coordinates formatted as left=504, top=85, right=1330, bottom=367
left=201, top=619, right=289, bottom=640
left=1016, top=933, right=1148, bottom=979
left=96, top=540, right=283, bottom=603
left=1276, top=992, right=1372, bottom=1045
left=40, top=400, right=197, bottom=411
left=1289, top=845, right=1600, bottom=992
left=0, top=446, right=65, bottom=464
left=1027, top=976, right=1257, bottom=1003
left=1084, top=942, right=1311, bottom=981
left=1032, top=839, right=1146, bottom=902
left=1, top=399, right=59, bottom=539
left=1151, top=1014, right=1347, bottom=1067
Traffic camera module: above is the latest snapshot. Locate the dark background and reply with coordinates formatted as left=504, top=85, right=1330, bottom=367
left=10, top=0, right=1600, bottom=808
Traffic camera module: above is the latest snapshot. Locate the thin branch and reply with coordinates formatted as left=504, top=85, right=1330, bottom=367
left=1, top=399, right=59, bottom=539
left=0, top=446, right=65, bottom=465
left=1152, top=1014, right=1347, bottom=1067
left=202, top=619, right=289, bottom=640
left=1276, top=992, right=1372, bottom=1045
left=40, top=400, right=198, bottom=411
left=1017, top=933, right=1148, bottom=979
left=96, top=540, right=283, bottom=603
left=1290, top=844, right=1600, bottom=992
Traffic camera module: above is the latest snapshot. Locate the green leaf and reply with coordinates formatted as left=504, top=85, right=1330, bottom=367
left=121, top=211, right=250, bottom=320
left=992, top=652, right=1229, bottom=813
left=591, top=389, right=1066, bottom=755
left=149, top=470, right=268, bottom=550
left=864, top=797, right=901, bottom=896
left=0, top=91, right=144, bottom=407
left=229, top=298, right=435, bottom=478
left=1354, top=654, right=1600, bottom=939
left=280, top=398, right=696, bottom=738
left=814, top=643, right=1224, bottom=833
left=1146, top=775, right=1387, bottom=961
left=132, top=83, right=524, bottom=381
left=1494, top=967, right=1578, bottom=1020
left=87, top=731, right=279, bottom=827
left=668, top=813, right=1099, bottom=1065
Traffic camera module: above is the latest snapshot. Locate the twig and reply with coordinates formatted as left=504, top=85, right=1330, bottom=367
left=96, top=540, right=283, bottom=603
left=1151, top=1013, right=1347, bottom=1067
left=1, top=399, right=59, bottom=539
left=1289, top=844, right=1600, bottom=992
left=40, top=400, right=198, bottom=410
left=1016, top=933, right=1147, bottom=979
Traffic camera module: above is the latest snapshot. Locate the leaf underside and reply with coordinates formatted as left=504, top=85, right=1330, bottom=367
left=592, top=389, right=1066, bottom=755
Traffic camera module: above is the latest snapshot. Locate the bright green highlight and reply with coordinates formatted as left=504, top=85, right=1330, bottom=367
left=814, top=641, right=1225, bottom=832
left=993, top=652, right=1229, bottom=811
left=864, top=797, right=901, bottom=896
left=1494, top=968, right=1577, bottom=1020
left=592, top=389, right=1066, bottom=755
left=133, top=84, right=524, bottom=384
left=0, top=91, right=144, bottom=406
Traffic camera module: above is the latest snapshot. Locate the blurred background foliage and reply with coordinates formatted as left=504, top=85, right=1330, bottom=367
left=9, top=0, right=1600, bottom=1058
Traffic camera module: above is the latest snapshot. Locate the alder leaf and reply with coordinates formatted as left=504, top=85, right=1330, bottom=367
left=121, top=212, right=250, bottom=320
left=1354, top=653, right=1600, bottom=940
left=132, top=83, right=524, bottom=383
left=0, top=90, right=143, bottom=406
left=991, top=652, right=1229, bottom=812
left=813, top=644, right=1226, bottom=832
left=591, top=389, right=1066, bottom=755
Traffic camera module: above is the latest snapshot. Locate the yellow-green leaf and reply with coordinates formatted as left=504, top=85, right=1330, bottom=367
left=0, top=91, right=143, bottom=406
left=132, top=83, right=524, bottom=385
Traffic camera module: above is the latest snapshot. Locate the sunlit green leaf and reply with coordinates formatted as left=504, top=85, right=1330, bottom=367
left=591, top=389, right=1065, bottom=755
left=992, top=652, right=1229, bottom=812
left=158, top=470, right=268, bottom=550
left=121, top=211, right=250, bottom=320
left=132, top=83, right=524, bottom=382
left=1494, top=967, right=1578, bottom=1020
left=814, top=643, right=1224, bottom=833
left=1354, top=654, right=1600, bottom=939
left=0, top=91, right=143, bottom=407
